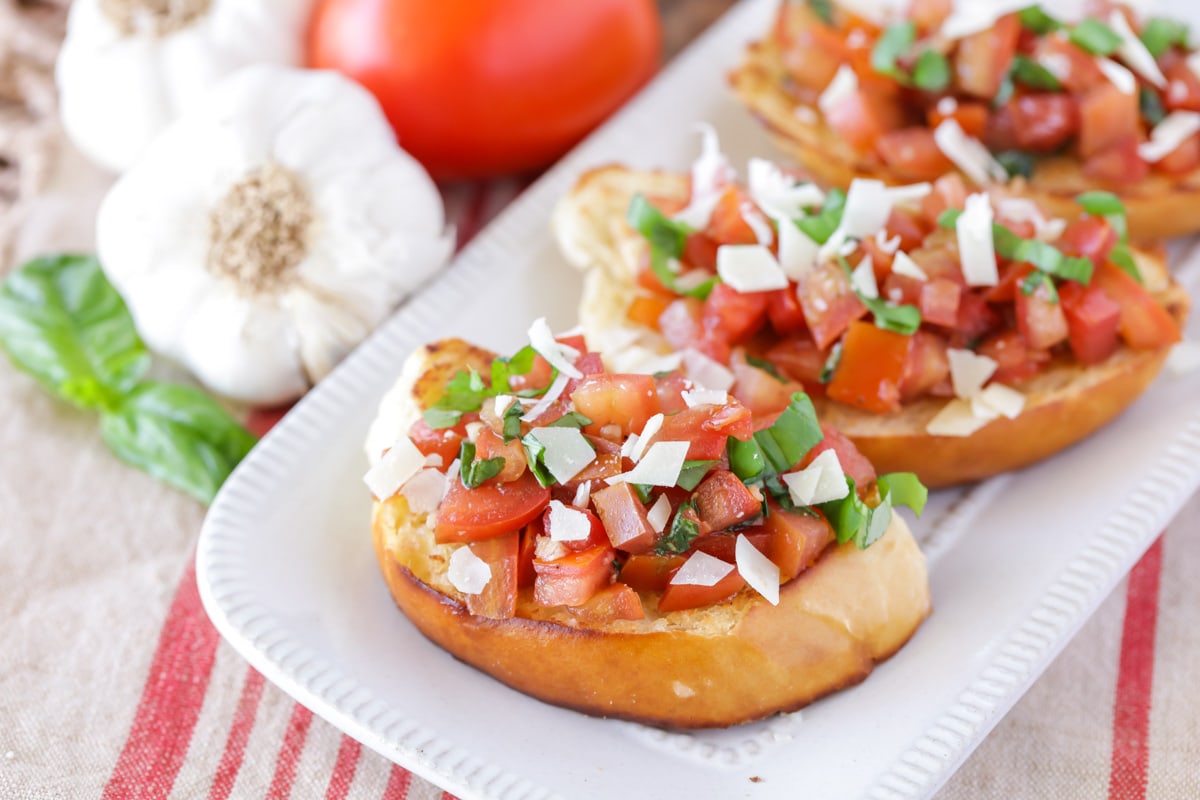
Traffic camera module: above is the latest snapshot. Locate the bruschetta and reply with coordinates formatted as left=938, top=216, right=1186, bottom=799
left=365, top=333, right=931, bottom=728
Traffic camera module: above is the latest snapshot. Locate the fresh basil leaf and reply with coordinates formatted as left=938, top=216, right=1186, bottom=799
left=993, top=73, right=1016, bottom=108
left=1075, top=191, right=1126, bottom=217
left=1139, top=86, right=1167, bottom=126
left=1019, top=5, right=1062, bottom=34
left=1140, top=17, right=1190, bottom=58
left=818, top=476, right=893, bottom=549
left=632, top=483, right=653, bottom=504
left=676, top=459, right=718, bottom=491
left=861, top=295, right=922, bottom=335
left=501, top=400, right=524, bottom=441
left=1109, top=243, right=1144, bottom=283
left=996, top=150, right=1037, bottom=179
left=871, top=21, right=916, bottom=80
left=547, top=411, right=593, bottom=429
left=727, top=436, right=765, bottom=482
left=937, top=208, right=962, bottom=229
left=912, top=50, right=952, bottom=92
left=1017, top=239, right=1094, bottom=284
left=458, top=441, right=505, bottom=489
left=0, top=254, right=149, bottom=411
left=1011, top=54, right=1062, bottom=91
left=520, top=432, right=556, bottom=487
left=490, top=345, right=538, bottom=394
left=745, top=354, right=786, bottom=381
left=628, top=193, right=690, bottom=258
left=753, top=392, right=824, bottom=474
left=1020, top=269, right=1060, bottom=302
left=795, top=189, right=846, bottom=245
left=423, top=407, right=463, bottom=430
left=878, top=472, right=928, bottom=517
left=819, top=340, right=843, bottom=384
left=1070, top=18, right=1121, bottom=55
left=655, top=500, right=701, bottom=555
left=98, top=381, right=257, bottom=505
left=806, top=0, right=835, bottom=26
left=991, top=223, right=1024, bottom=261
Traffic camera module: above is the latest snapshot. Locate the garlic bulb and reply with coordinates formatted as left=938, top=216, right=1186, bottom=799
left=56, top=0, right=313, bottom=173
left=96, top=64, right=454, bottom=406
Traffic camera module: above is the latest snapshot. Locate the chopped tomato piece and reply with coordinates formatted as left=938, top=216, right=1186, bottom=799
left=1091, top=262, right=1182, bottom=349
left=1154, top=133, right=1200, bottom=175
left=804, top=424, right=877, bottom=490
left=436, top=471, right=550, bottom=543
left=542, top=504, right=608, bottom=552
left=658, top=298, right=731, bottom=363
left=954, top=13, right=1019, bottom=98
left=953, top=292, right=1000, bottom=341
left=761, top=502, right=835, bottom=582
left=658, top=557, right=745, bottom=612
left=651, top=402, right=755, bottom=459
left=764, top=335, right=829, bottom=388
left=825, top=321, right=910, bottom=414
left=626, top=292, right=673, bottom=330
left=590, top=482, right=658, bottom=554
left=1011, top=94, right=1079, bottom=153
left=876, top=127, right=956, bottom=181
left=1016, top=280, right=1070, bottom=351
left=682, top=231, right=720, bottom=272
left=919, top=174, right=968, bottom=229
left=799, top=261, right=868, bottom=349
left=886, top=206, right=932, bottom=251
left=919, top=277, right=962, bottom=328
left=1059, top=216, right=1118, bottom=268
left=1033, top=32, right=1105, bottom=93
left=507, top=353, right=554, bottom=394
left=779, top=8, right=848, bottom=91
left=1083, top=136, right=1151, bottom=186
left=407, top=416, right=469, bottom=465
left=1163, top=58, right=1200, bottom=112
left=1078, top=84, right=1140, bottom=159
left=730, top=354, right=802, bottom=416
left=654, top=370, right=691, bottom=413
left=533, top=544, right=616, bottom=607
left=1059, top=281, right=1122, bottom=365
left=690, top=529, right=771, bottom=562
left=702, top=282, right=771, bottom=343
left=704, top=186, right=763, bottom=246
left=465, top=533, right=519, bottom=619
left=571, top=372, right=660, bottom=437
left=984, top=261, right=1034, bottom=304
left=976, top=330, right=1051, bottom=383
left=568, top=583, right=645, bottom=622
left=926, top=100, right=989, bottom=139
left=517, top=519, right=541, bottom=588
left=824, top=87, right=905, bottom=154
left=766, top=286, right=809, bottom=335
left=619, top=553, right=685, bottom=592
left=473, top=427, right=529, bottom=484
left=898, top=330, right=951, bottom=400
left=692, top=469, right=763, bottom=532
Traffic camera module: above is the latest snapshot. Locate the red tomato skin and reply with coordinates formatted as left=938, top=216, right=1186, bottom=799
left=619, top=553, right=685, bottom=592
left=766, top=287, right=809, bottom=335
left=977, top=330, right=1050, bottom=384
left=533, top=545, right=617, bottom=607
left=761, top=503, right=835, bottom=582
left=919, top=277, right=963, bottom=328
left=1078, top=83, right=1141, bottom=159
left=825, top=321, right=911, bottom=415
left=590, top=482, right=657, bottom=554
left=1059, top=282, right=1122, bottom=365
left=954, top=13, right=1020, bottom=98
left=799, top=262, right=869, bottom=350
left=1091, top=262, right=1182, bottom=350
left=407, top=416, right=470, bottom=465
left=691, top=469, right=763, bottom=532
left=658, top=562, right=746, bottom=612
left=308, top=0, right=662, bottom=178
left=570, top=373, right=660, bottom=437
left=1060, top=217, right=1118, bottom=268
left=764, top=335, right=829, bottom=388
left=569, top=583, right=645, bottom=622
left=876, top=127, right=956, bottom=181
left=702, top=283, right=770, bottom=344
left=1016, top=281, right=1070, bottom=351
left=436, top=471, right=550, bottom=543
left=1083, top=136, right=1151, bottom=186
left=898, top=330, right=951, bottom=400
left=805, top=424, right=878, bottom=489
left=926, top=101, right=989, bottom=139
left=465, top=533, right=519, bottom=619
left=1011, top=94, right=1079, bottom=153
left=824, top=88, right=904, bottom=153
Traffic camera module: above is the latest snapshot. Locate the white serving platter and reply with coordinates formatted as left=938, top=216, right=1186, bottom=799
left=197, top=1, right=1200, bottom=797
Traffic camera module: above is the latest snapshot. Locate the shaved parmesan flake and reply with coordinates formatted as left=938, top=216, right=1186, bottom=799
left=819, top=179, right=932, bottom=263
left=782, top=449, right=849, bottom=506
left=528, top=426, right=596, bottom=484
left=464, top=420, right=484, bottom=443
left=682, top=388, right=728, bottom=408
left=607, top=441, right=690, bottom=487
left=400, top=468, right=446, bottom=514
left=1189, top=51, right=1200, bottom=85
left=424, top=453, right=444, bottom=468
left=956, top=193, right=999, bottom=287
left=741, top=203, right=776, bottom=245
left=521, top=373, right=570, bottom=422
left=717, top=245, right=789, bottom=292
left=851, top=255, right=878, bottom=299
left=940, top=0, right=1031, bottom=40
left=672, top=123, right=734, bottom=229
left=682, top=348, right=735, bottom=391
left=926, top=398, right=991, bottom=437
left=363, top=436, right=425, bottom=499
left=1096, top=57, right=1137, bottom=95
left=620, top=433, right=640, bottom=459
left=535, top=536, right=568, bottom=562
left=1109, top=10, right=1167, bottom=87
left=736, top=534, right=780, bottom=605
left=631, top=413, right=664, bottom=463
left=492, top=394, right=517, bottom=418
left=778, top=221, right=820, bottom=280
left=647, top=493, right=672, bottom=533
left=607, top=344, right=682, bottom=376
left=936, top=96, right=958, bottom=116
left=819, top=66, right=858, bottom=117
left=747, top=158, right=825, bottom=221
left=547, top=500, right=592, bottom=541
left=891, top=250, right=928, bottom=281
left=947, top=347, right=998, bottom=399
left=974, top=383, right=1026, bottom=419
left=996, top=198, right=1067, bottom=242
left=670, top=551, right=735, bottom=587
left=675, top=269, right=714, bottom=292
left=572, top=481, right=592, bottom=509
left=875, top=229, right=902, bottom=255
left=1139, top=111, right=1200, bottom=163
left=934, top=119, right=1008, bottom=185
left=445, top=457, right=461, bottom=485
left=528, top=317, right=582, bottom=379
left=448, top=547, right=491, bottom=595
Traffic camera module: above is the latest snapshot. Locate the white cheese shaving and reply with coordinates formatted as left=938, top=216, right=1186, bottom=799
left=546, top=499, right=593, bottom=542
left=534, top=536, right=568, bottom=562
left=572, top=481, right=592, bottom=509
left=620, top=433, right=640, bottom=460
left=527, top=426, right=596, bottom=484
left=682, top=348, right=735, bottom=391
left=974, top=383, right=1026, bottom=419
left=947, top=347, right=998, bottom=399
left=606, top=344, right=683, bottom=376
left=424, top=453, right=444, bottom=468
left=1109, top=10, right=1167, bottom=88
left=741, top=202, right=776, bottom=245
left=934, top=119, right=1008, bottom=186
left=936, top=96, right=959, bottom=116
left=940, top=0, right=1031, bottom=40
left=891, top=250, right=928, bottom=281
left=670, top=551, right=735, bottom=587
left=1096, top=57, right=1137, bottom=95
left=682, top=388, right=728, bottom=408
left=399, top=468, right=446, bottom=515
left=672, top=123, right=734, bottom=229
left=820, top=179, right=931, bottom=263
left=716, top=244, right=789, bottom=292
left=1139, top=111, right=1200, bottom=163
left=520, top=372, right=570, bottom=422
left=528, top=317, right=582, bottom=379
left=925, top=398, right=991, bottom=437
left=630, top=413, right=664, bottom=463
left=646, top=493, right=672, bottom=534
left=875, top=229, right=902, bottom=255
left=362, top=436, right=425, bottom=500
left=778, top=220, right=820, bottom=280
left=675, top=269, right=714, bottom=292
left=492, top=394, right=517, bottom=419
left=445, top=457, right=461, bottom=486
left=1188, top=51, right=1200, bottom=86
left=996, top=198, right=1067, bottom=242
left=850, top=255, right=878, bottom=299
left=607, top=441, right=690, bottom=487
left=747, top=158, right=825, bottom=221
left=736, top=534, right=780, bottom=606
left=818, top=65, right=858, bottom=118
left=447, top=547, right=491, bottom=595
left=464, top=421, right=484, bottom=443
left=956, top=193, right=999, bottom=287
left=781, top=449, right=849, bottom=507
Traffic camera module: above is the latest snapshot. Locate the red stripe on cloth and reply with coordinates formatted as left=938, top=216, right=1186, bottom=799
left=454, top=182, right=492, bottom=251
left=324, top=736, right=363, bottom=800
left=441, top=792, right=460, bottom=800
left=1107, top=536, right=1165, bottom=800
left=267, top=704, right=315, bottom=800
left=102, top=560, right=221, bottom=800
left=381, top=765, right=412, bottom=800
left=207, top=667, right=266, bottom=800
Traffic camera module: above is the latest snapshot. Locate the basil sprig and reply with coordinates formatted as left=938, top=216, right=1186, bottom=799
left=1018, top=5, right=1062, bottom=35
left=424, top=344, right=554, bottom=429
left=794, top=188, right=846, bottom=244
left=459, top=441, right=505, bottom=489
left=676, top=459, right=718, bottom=492
left=728, top=392, right=824, bottom=501
left=1077, top=192, right=1142, bottom=282
left=1010, top=55, right=1062, bottom=91
left=806, top=0, right=835, bottom=26
left=0, top=254, right=256, bottom=504
left=627, top=193, right=717, bottom=299
left=820, top=471, right=928, bottom=549
left=871, top=21, right=916, bottom=80
left=1069, top=18, right=1122, bottom=55
left=655, top=500, right=702, bottom=555
left=1140, top=17, right=1191, bottom=58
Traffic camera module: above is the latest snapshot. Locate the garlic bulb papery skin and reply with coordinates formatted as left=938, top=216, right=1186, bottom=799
left=56, top=0, right=314, bottom=173
left=96, top=64, right=455, bottom=406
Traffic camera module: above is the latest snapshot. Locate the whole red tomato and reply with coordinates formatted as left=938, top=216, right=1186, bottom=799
left=308, top=0, right=663, bottom=179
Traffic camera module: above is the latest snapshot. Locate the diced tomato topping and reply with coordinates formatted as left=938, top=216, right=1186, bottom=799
left=919, top=174, right=969, bottom=229
left=799, top=262, right=868, bottom=349
left=926, top=100, right=989, bottom=139
left=571, top=372, right=660, bottom=437
left=658, top=557, right=746, bottom=612
left=764, top=335, right=829, bottom=388
left=1059, top=281, right=1122, bottom=365
left=704, top=186, right=764, bottom=246
left=692, top=469, right=763, bottom=532
left=659, top=298, right=731, bottom=363
left=976, top=330, right=1051, bottom=384
left=804, top=424, right=878, bottom=490
left=824, top=87, right=905, bottom=154
left=654, top=370, right=691, bottom=413
left=898, top=330, right=951, bottom=400
left=1163, top=58, right=1200, bottom=112
left=626, top=292, right=673, bottom=330
left=690, top=529, right=771, bottom=562
left=1091, top=262, right=1182, bottom=350
left=1078, top=83, right=1141, bottom=159
left=953, top=13, right=1020, bottom=98
left=779, top=9, right=849, bottom=91
left=619, top=553, right=685, bottom=592
left=825, top=321, right=910, bottom=414
left=474, top=426, right=528, bottom=483
left=730, top=354, right=803, bottom=416
left=517, top=519, right=541, bottom=588
left=1016, top=280, right=1070, bottom=351
left=436, top=471, right=550, bottom=543
left=919, top=277, right=963, bottom=328
left=761, top=502, right=836, bottom=582
left=886, top=206, right=932, bottom=252
left=543, top=504, right=608, bottom=552
left=507, top=353, right=555, bottom=394
left=702, top=282, right=771, bottom=343
left=1059, top=216, right=1118, bottom=269
left=953, top=292, right=1000, bottom=340
left=1011, top=94, right=1080, bottom=153
left=766, top=286, right=809, bottom=335
left=464, top=533, right=518, bottom=619
left=1032, top=32, right=1106, bottom=93
left=876, top=127, right=956, bottom=181
left=567, top=583, right=645, bottom=623
left=1154, top=133, right=1200, bottom=175
left=984, top=261, right=1034, bottom=303
left=1083, top=136, right=1151, bottom=186
left=682, top=231, right=720, bottom=271
left=407, top=416, right=469, bottom=465
left=590, top=482, right=658, bottom=554
left=651, top=402, right=755, bottom=460
left=533, top=544, right=616, bottom=607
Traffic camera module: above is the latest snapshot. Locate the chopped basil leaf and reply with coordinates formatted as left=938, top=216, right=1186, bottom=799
left=861, top=295, right=922, bottom=335
left=871, top=21, right=916, bottom=80
left=627, top=193, right=716, bottom=299
left=754, top=392, right=824, bottom=474
left=490, top=345, right=541, bottom=395
left=1140, top=17, right=1190, bottom=58
left=912, top=49, right=951, bottom=92
left=1075, top=191, right=1126, bottom=217
left=501, top=400, right=524, bottom=442
left=1019, top=5, right=1062, bottom=34
left=423, top=407, right=463, bottom=430
left=547, top=411, right=593, bottom=429
left=819, top=340, right=843, bottom=384
left=728, top=436, right=765, bottom=482
left=1012, top=237, right=1093, bottom=284
left=1139, top=86, right=1167, bottom=126
left=878, top=472, right=928, bottom=517
left=655, top=500, right=701, bottom=555
left=1020, top=269, right=1060, bottom=302
left=806, top=0, right=835, bottom=26
left=428, top=347, right=559, bottom=430
left=676, top=459, right=718, bottom=491
left=817, top=477, right=889, bottom=549
left=794, top=189, right=846, bottom=244
left=520, top=432, right=556, bottom=487
left=632, top=483, right=653, bottom=504
left=1011, top=54, right=1062, bottom=91
left=996, top=149, right=1037, bottom=179
left=745, top=354, right=785, bottom=381
left=1109, top=243, right=1144, bottom=283
left=994, top=73, right=1015, bottom=108
left=459, top=441, right=505, bottom=489
left=937, top=208, right=962, bottom=229
left=1069, top=18, right=1122, bottom=56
